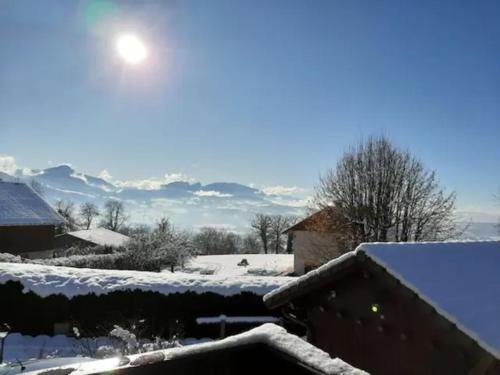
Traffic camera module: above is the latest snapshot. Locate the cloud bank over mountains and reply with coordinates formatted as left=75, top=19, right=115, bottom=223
left=0, top=157, right=309, bottom=232
left=0, top=155, right=498, bottom=238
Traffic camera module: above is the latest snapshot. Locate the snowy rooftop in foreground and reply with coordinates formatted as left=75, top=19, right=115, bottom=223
left=0, top=262, right=292, bottom=298
left=0, top=182, right=65, bottom=226
left=61, top=228, right=130, bottom=248
left=265, top=241, right=500, bottom=359
left=180, top=253, right=294, bottom=276
left=20, top=324, right=366, bottom=375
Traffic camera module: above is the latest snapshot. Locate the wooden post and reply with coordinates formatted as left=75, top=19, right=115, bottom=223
left=0, top=332, right=7, bottom=364
left=220, top=315, right=226, bottom=339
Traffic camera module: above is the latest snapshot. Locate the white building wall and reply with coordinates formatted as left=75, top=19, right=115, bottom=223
left=291, top=231, right=342, bottom=275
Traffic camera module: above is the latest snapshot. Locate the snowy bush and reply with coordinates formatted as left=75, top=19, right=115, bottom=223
left=0, top=252, right=23, bottom=263
left=41, top=253, right=129, bottom=269
left=125, top=219, right=196, bottom=272
left=109, top=325, right=139, bottom=354
left=55, top=244, right=117, bottom=257
left=0, top=242, right=192, bottom=272
left=246, top=267, right=282, bottom=276
left=69, top=322, right=178, bottom=359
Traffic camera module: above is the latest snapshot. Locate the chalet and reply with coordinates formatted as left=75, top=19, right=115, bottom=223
left=54, top=227, right=130, bottom=249
left=264, top=241, right=500, bottom=374
left=26, top=324, right=365, bottom=375
left=0, top=182, right=64, bottom=257
left=285, top=207, right=355, bottom=275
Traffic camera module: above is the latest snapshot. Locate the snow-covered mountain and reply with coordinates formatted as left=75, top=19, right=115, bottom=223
left=2, top=165, right=498, bottom=238
left=1, top=165, right=307, bottom=231
left=459, top=222, right=500, bottom=241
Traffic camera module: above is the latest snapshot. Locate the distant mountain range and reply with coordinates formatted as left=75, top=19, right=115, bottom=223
left=0, top=165, right=498, bottom=238
left=0, top=165, right=307, bottom=231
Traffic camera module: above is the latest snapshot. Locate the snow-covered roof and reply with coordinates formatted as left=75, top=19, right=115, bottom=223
left=20, top=324, right=366, bottom=375
left=0, top=262, right=292, bottom=298
left=63, top=228, right=130, bottom=248
left=264, top=241, right=500, bottom=359
left=181, top=254, right=293, bottom=276
left=0, top=182, right=65, bottom=226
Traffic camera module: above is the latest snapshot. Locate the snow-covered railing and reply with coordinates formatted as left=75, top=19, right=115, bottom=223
left=196, top=315, right=280, bottom=325
left=196, top=315, right=281, bottom=338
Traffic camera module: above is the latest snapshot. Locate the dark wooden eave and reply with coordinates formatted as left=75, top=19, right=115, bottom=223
left=264, top=252, right=361, bottom=310
left=264, top=249, right=500, bottom=366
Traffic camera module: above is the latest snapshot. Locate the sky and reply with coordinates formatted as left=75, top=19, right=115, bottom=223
left=1, top=0, right=500, bottom=216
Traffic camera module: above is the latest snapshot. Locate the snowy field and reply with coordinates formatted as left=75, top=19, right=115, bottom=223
left=2, top=333, right=107, bottom=363
left=1, top=333, right=212, bottom=364
left=0, top=262, right=293, bottom=298
left=177, top=254, right=294, bottom=276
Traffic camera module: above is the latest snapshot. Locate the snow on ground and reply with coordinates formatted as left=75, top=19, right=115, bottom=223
left=1, top=333, right=213, bottom=364
left=2, top=333, right=107, bottom=363
left=177, top=254, right=293, bottom=276
left=17, top=324, right=366, bottom=375
left=0, top=262, right=292, bottom=298
left=0, top=357, right=97, bottom=375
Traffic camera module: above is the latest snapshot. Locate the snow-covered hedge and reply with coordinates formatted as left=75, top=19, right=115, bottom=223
left=42, top=253, right=130, bottom=269
left=0, top=251, right=131, bottom=270
left=0, top=262, right=293, bottom=338
left=0, top=262, right=291, bottom=298
left=0, top=252, right=23, bottom=263
left=0, top=250, right=179, bottom=272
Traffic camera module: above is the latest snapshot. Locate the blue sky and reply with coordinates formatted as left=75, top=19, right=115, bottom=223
left=1, top=0, right=499, bottom=214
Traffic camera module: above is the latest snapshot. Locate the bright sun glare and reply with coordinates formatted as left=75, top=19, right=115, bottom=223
left=116, top=34, right=147, bottom=65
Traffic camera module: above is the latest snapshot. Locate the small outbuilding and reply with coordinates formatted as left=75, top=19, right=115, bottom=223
left=0, top=181, right=65, bottom=257
left=54, top=227, right=130, bottom=249
left=265, top=241, right=500, bottom=374
left=285, top=207, right=355, bottom=275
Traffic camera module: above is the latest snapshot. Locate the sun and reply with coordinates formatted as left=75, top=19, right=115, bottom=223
left=116, top=34, right=147, bottom=65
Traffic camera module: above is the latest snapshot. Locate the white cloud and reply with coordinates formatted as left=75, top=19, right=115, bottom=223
left=21, top=168, right=44, bottom=177
left=267, top=196, right=311, bottom=208
left=0, top=155, right=17, bottom=175
left=98, top=169, right=113, bottom=181
left=262, top=185, right=308, bottom=196
left=114, top=173, right=198, bottom=190
left=193, top=190, right=233, bottom=198
left=455, top=208, right=500, bottom=223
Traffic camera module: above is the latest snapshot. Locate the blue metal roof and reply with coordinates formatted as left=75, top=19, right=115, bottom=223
left=0, top=182, right=65, bottom=226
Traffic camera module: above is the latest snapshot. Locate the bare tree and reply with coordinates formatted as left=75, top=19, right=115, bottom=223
left=79, top=202, right=100, bottom=230
left=314, top=136, right=457, bottom=247
left=124, top=224, right=151, bottom=238
left=241, top=234, right=261, bottom=254
left=251, top=214, right=272, bottom=254
left=155, top=217, right=174, bottom=239
left=269, top=215, right=297, bottom=254
left=193, top=227, right=240, bottom=255
left=55, top=199, right=78, bottom=232
left=127, top=219, right=195, bottom=272
left=100, top=199, right=128, bottom=232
